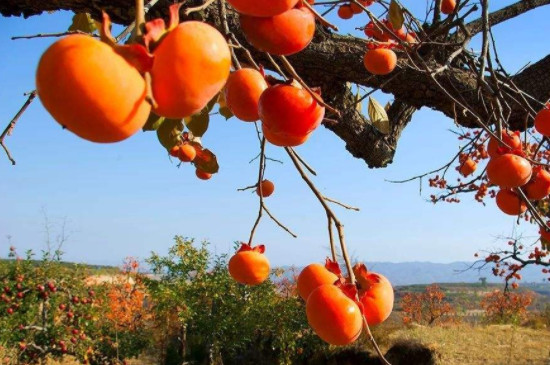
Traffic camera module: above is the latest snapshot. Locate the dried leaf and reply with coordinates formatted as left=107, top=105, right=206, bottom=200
left=368, top=97, right=390, bottom=134
left=389, top=0, right=405, bottom=30
left=68, top=13, right=97, bottom=34
left=194, top=148, right=219, bottom=173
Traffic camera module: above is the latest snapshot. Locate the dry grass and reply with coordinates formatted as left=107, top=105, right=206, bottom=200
left=385, top=324, right=550, bottom=365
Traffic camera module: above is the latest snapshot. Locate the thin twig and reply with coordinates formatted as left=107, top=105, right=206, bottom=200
left=1, top=91, right=37, bottom=165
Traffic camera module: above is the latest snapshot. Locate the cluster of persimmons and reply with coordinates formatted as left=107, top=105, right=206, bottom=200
left=228, top=245, right=394, bottom=346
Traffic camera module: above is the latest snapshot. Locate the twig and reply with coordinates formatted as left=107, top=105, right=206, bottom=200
left=185, top=0, right=216, bottom=15
left=1, top=90, right=37, bottom=165
left=300, top=0, right=338, bottom=31
left=288, top=147, right=317, bottom=176
left=323, top=197, right=360, bottom=211
left=12, top=31, right=97, bottom=40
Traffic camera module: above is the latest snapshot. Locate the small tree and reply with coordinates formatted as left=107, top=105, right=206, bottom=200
left=481, top=289, right=534, bottom=324
left=401, top=284, right=455, bottom=326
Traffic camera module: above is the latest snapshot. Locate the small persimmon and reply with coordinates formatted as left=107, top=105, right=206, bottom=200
left=256, top=180, right=275, bottom=197
left=36, top=35, right=150, bottom=143
left=227, top=0, right=298, bottom=17
left=224, top=68, right=268, bottom=122
left=195, top=169, right=212, bottom=180
left=487, top=129, right=522, bottom=158
left=151, top=21, right=231, bottom=118
left=458, top=158, right=477, bottom=177
left=353, top=263, right=394, bottom=326
left=228, top=244, right=270, bottom=285
left=525, top=167, right=550, bottom=200
left=178, top=144, right=196, bottom=162
left=495, top=189, right=527, bottom=216
left=297, top=262, right=339, bottom=301
left=337, top=5, right=353, bottom=19
left=441, top=0, right=456, bottom=15
left=306, top=284, right=363, bottom=345
left=169, top=145, right=180, bottom=157
left=534, top=107, right=550, bottom=137
left=486, top=154, right=532, bottom=188
left=240, top=8, right=315, bottom=56
left=363, top=48, right=397, bottom=75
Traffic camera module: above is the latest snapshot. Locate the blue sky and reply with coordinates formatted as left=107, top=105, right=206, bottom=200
left=1, top=1, right=549, bottom=267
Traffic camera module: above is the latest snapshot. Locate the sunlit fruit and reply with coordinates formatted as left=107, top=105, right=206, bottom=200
left=228, top=243, right=270, bottom=285
left=487, top=129, right=522, bottom=158
left=363, top=48, right=397, bottom=75
left=195, top=169, right=212, bottom=180
left=297, top=263, right=338, bottom=301
left=486, top=154, right=532, bottom=188
left=36, top=35, right=150, bottom=143
left=353, top=263, right=394, bottom=326
left=259, top=83, right=325, bottom=144
left=441, top=0, right=456, bottom=15
left=525, top=168, right=550, bottom=200
left=178, top=144, right=196, bottom=162
left=240, top=8, right=315, bottom=56
left=459, top=158, right=477, bottom=177
left=224, top=68, right=268, bottom=122
left=495, top=189, right=527, bottom=216
left=306, top=284, right=363, bottom=345
left=534, top=107, right=550, bottom=137
left=151, top=21, right=231, bottom=118
left=262, top=123, right=311, bottom=147
left=256, top=179, right=275, bottom=197
left=337, top=5, right=353, bottom=19
left=227, top=0, right=298, bottom=17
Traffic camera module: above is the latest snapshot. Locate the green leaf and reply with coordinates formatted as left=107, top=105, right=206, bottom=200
left=184, top=110, right=209, bottom=137
left=219, top=106, right=234, bottom=120
left=194, top=148, right=219, bottom=174
left=157, top=118, right=183, bottom=150
left=68, top=13, right=97, bottom=34
left=368, top=97, right=390, bottom=134
left=143, top=112, right=165, bottom=131
left=388, top=0, right=405, bottom=30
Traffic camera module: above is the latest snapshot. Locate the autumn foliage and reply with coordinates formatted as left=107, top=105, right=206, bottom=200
left=401, top=284, right=455, bottom=325
left=481, top=289, right=534, bottom=324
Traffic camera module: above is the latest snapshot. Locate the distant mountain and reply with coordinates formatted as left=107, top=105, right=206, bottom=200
left=282, top=261, right=548, bottom=286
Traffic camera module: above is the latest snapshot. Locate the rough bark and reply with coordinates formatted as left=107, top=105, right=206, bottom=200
left=1, top=0, right=549, bottom=168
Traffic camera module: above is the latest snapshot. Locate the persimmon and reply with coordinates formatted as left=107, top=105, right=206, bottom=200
left=256, top=179, right=275, bottom=197
left=36, top=35, right=150, bottom=143
left=540, top=223, right=550, bottom=242
left=486, top=154, right=532, bottom=188
left=240, top=8, right=315, bottom=56
left=441, top=0, right=456, bottom=15
left=151, top=21, right=231, bottom=118
left=495, top=189, right=527, bottom=216
left=337, top=5, right=353, bottom=19
left=228, top=243, right=270, bottom=285
left=363, top=48, right=397, bottom=75
left=525, top=167, right=550, bottom=200
left=259, top=83, right=325, bottom=143
left=178, top=144, right=196, bottom=162
left=534, top=107, right=550, bottom=136
left=306, top=284, right=363, bottom=345
left=353, top=263, right=394, bottom=326
left=350, top=0, right=373, bottom=14
left=169, top=145, right=180, bottom=157
left=227, top=0, right=298, bottom=17
left=458, top=158, right=477, bottom=177
left=487, top=129, right=522, bottom=158
left=262, top=123, right=311, bottom=147
left=195, top=169, right=212, bottom=180
left=224, top=68, right=268, bottom=122
left=364, top=21, right=391, bottom=42
left=297, top=262, right=338, bottom=301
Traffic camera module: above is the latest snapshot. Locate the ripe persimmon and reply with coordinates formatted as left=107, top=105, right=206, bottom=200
left=353, top=263, right=394, bottom=326
left=495, top=189, right=527, bottom=216
left=350, top=0, right=373, bottom=14
left=195, top=169, right=212, bottom=180
left=337, top=5, right=353, bottom=19
left=306, top=284, right=363, bottom=345
left=179, top=144, right=196, bottom=162
left=36, top=35, right=150, bottom=143
left=227, top=0, right=298, bottom=17
left=228, top=244, right=270, bottom=285
left=540, top=223, right=550, bottom=242
left=224, top=68, right=268, bottom=122
left=169, top=145, right=180, bottom=157
left=151, top=21, right=231, bottom=118
left=525, top=167, right=550, bottom=200
left=259, top=83, right=325, bottom=143
left=297, top=262, right=338, bottom=301
left=256, top=180, right=275, bottom=197
left=240, top=8, right=315, bottom=56
left=487, top=129, right=522, bottom=158
left=534, top=107, right=550, bottom=137
left=363, top=48, right=397, bottom=75
left=459, top=158, right=477, bottom=177
left=486, top=154, right=532, bottom=188
left=441, top=0, right=456, bottom=15
left=262, top=123, right=311, bottom=147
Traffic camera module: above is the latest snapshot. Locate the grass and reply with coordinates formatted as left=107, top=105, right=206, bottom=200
left=385, top=324, right=550, bottom=365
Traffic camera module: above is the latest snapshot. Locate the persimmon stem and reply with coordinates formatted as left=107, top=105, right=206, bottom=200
left=135, top=0, right=145, bottom=37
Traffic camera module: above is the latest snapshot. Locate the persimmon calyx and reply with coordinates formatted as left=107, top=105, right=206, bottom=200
left=237, top=243, right=266, bottom=253
left=325, top=258, right=342, bottom=277
left=144, top=3, right=183, bottom=50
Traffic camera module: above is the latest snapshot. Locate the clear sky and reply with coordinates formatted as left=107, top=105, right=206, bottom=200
left=1, top=1, right=549, bottom=267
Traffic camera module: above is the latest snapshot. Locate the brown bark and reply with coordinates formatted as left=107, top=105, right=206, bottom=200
left=1, top=0, right=549, bottom=167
